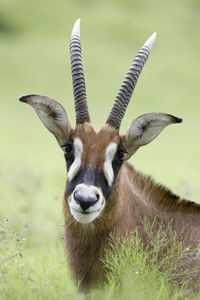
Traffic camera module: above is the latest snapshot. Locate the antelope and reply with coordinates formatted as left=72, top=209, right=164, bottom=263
left=19, top=19, right=200, bottom=291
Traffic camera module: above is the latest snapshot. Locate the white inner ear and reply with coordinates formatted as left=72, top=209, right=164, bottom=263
left=128, top=114, right=171, bottom=146
left=19, top=95, right=71, bottom=146
left=104, top=143, right=117, bottom=187
left=124, top=113, right=181, bottom=158
left=67, top=138, right=83, bottom=181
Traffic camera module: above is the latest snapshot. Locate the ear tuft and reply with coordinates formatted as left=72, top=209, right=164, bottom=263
left=172, top=116, right=183, bottom=123
left=19, top=95, right=31, bottom=103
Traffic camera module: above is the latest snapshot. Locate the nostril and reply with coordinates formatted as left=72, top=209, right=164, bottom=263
left=74, top=191, right=99, bottom=211
left=74, top=191, right=80, bottom=203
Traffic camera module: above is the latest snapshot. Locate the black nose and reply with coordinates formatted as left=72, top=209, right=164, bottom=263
left=74, top=192, right=99, bottom=211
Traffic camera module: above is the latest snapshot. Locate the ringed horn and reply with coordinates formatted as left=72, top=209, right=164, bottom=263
left=106, top=32, right=157, bottom=129
left=70, top=18, right=90, bottom=124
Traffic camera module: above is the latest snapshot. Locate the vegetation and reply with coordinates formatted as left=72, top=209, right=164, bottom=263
left=101, top=218, right=200, bottom=300
left=1, top=218, right=200, bottom=299
left=1, top=0, right=200, bottom=298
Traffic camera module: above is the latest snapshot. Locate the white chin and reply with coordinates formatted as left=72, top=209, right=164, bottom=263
left=70, top=208, right=100, bottom=224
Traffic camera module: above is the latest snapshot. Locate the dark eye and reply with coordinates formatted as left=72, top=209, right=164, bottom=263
left=64, top=144, right=73, bottom=154
left=62, top=142, right=74, bottom=169
left=116, top=147, right=128, bottom=163
left=63, top=143, right=74, bottom=160
left=116, top=149, right=125, bottom=159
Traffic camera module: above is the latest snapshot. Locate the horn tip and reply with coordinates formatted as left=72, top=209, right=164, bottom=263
left=71, top=18, right=81, bottom=38
left=144, top=32, right=157, bottom=49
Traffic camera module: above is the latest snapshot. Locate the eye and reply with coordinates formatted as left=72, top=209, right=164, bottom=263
left=116, top=148, right=127, bottom=162
left=64, top=144, right=73, bottom=154
left=63, top=143, right=74, bottom=160
left=116, top=149, right=124, bottom=158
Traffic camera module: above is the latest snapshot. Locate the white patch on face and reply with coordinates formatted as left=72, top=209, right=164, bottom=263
left=69, top=184, right=105, bottom=224
left=67, top=138, right=83, bottom=181
left=104, top=143, right=117, bottom=187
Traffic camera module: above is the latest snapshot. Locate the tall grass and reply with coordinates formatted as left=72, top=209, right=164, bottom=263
left=0, top=219, right=24, bottom=281
left=1, top=218, right=200, bottom=300
left=100, top=218, right=200, bottom=300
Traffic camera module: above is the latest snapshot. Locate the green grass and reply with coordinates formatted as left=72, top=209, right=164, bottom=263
left=2, top=218, right=200, bottom=300
left=1, top=0, right=200, bottom=298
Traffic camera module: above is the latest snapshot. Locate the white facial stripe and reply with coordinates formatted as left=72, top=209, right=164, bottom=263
left=67, top=138, right=83, bottom=181
left=104, top=143, right=117, bottom=187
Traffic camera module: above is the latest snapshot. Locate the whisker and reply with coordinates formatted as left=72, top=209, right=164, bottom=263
left=67, top=218, right=76, bottom=227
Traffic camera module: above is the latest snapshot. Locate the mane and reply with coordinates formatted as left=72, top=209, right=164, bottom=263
left=126, top=163, right=200, bottom=214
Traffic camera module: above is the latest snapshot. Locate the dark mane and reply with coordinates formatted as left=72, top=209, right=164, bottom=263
left=127, top=163, right=200, bottom=214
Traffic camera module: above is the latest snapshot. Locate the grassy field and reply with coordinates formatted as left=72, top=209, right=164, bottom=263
left=1, top=0, right=200, bottom=298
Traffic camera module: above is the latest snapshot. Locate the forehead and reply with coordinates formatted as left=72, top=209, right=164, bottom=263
left=72, top=123, right=120, bottom=163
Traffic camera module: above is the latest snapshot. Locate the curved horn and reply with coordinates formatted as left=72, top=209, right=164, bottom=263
left=106, top=32, right=157, bottom=129
left=70, top=19, right=90, bottom=124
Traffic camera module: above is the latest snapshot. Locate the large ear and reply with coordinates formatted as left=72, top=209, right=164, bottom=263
left=19, top=94, right=72, bottom=146
left=123, top=113, right=182, bottom=159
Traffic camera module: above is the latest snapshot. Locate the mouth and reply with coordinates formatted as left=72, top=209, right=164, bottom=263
left=69, top=205, right=103, bottom=224
left=71, top=207, right=101, bottom=215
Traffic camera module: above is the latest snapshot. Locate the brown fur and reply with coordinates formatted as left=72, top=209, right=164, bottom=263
left=63, top=123, right=200, bottom=291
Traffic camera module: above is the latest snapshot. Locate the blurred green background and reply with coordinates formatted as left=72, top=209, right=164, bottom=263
left=0, top=0, right=200, bottom=297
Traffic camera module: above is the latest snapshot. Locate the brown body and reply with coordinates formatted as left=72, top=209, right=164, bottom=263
left=63, top=124, right=200, bottom=290
left=19, top=20, right=200, bottom=292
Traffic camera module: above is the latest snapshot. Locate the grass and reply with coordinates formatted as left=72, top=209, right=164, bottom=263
left=0, top=219, right=76, bottom=300
left=1, top=0, right=200, bottom=298
left=1, top=218, right=200, bottom=300
left=101, top=219, right=192, bottom=300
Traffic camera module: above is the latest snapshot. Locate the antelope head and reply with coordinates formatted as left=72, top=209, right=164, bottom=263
left=19, top=19, right=182, bottom=225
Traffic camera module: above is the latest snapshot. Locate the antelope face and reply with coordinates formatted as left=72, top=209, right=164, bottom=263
left=19, top=19, right=182, bottom=225
left=63, top=124, right=122, bottom=224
